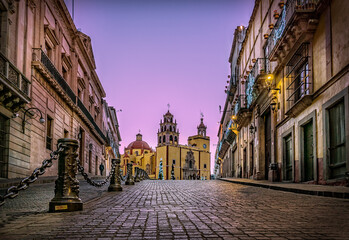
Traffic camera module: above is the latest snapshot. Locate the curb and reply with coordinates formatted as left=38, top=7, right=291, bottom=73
left=218, top=178, right=349, bottom=199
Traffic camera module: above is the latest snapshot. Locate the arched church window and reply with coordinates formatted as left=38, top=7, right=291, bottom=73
left=163, top=135, right=166, bottom=142
left=189, top=160, right=193, bottom=169
left=170, top=135, right=173, bottom=141
left=173, top=126, right=176, bottom=131
left=169, top=126, right=172, bottom=132
left=174, top=136, right=177, bottom=142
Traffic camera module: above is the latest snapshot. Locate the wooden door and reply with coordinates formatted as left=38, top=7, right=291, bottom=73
left=284, top=134, right=292, bottom=181
left=265, top=112, right=271, bottom=180
left=0, top=115, right=8, bottom=178
left=304, top=121, right=314, bottom=181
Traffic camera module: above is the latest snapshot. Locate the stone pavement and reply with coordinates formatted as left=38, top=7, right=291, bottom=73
left=219, top=178, right=349, bottom=199
left=1, top=180, right=349, bottom=239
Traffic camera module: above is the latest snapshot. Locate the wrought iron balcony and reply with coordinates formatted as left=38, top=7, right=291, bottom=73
left=32, top=48, right=106, bottom=143
left=245, top=58, right=269, bottom=108
left=233, top=94, right=251, bottom=126
left=266, top=0, right=320, bottom=61
left=77, top=98, right=106, bottom=142
left=32, top=48, right=76, bottom=104
left=0, top=52, right=31, bottom=112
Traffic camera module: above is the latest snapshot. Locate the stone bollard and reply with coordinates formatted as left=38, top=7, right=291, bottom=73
left=49, top=138, right=83, bottom=212
left=125, top=163, right=135, bottom=185
left=134, top=167, right=140, bottom=182
left=108, top=159, right=123, bottom=192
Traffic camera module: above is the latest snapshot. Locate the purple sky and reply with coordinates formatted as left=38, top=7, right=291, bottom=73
left=65, top=0, right=254, bottom=172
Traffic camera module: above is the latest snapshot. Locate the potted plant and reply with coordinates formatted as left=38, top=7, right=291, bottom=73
left=264, top=33, right=269, bottom=39
left=249, top=65, right=253, bottom=70
left=252, top=58, right=257, bottom=63
left=274, top=10, right=280, bottom=19
left=269, top=23, right=274, bottom=29
left=260, top=69, right=265, bottom=74
left=279, top=0, right=285, bottom=8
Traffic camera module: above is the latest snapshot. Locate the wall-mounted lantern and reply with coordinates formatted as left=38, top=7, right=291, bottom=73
left=22, top=107, right=45, bottom=133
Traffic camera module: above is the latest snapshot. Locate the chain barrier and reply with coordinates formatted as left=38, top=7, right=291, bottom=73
left=76, top=158, right=116, bottom=187
left=0, top=144, right=64, bottom=207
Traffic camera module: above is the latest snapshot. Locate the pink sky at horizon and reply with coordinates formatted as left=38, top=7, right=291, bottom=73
left=65, top=0, right=254, bottom=173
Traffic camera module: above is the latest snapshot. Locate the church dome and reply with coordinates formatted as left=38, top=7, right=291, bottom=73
left=126, top=133, right=152, bottom=151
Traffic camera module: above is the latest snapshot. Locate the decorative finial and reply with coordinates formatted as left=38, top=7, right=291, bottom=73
left=200, top=112, right=204, bottom=118
left=167, top=103, right=170, bottom=111
left=138, top=129, right=141, bottom=134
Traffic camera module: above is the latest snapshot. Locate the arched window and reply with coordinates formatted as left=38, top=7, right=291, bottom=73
left=163, top=135, right=166, bottom=142
left=170, top=135, right=173, bottom=141
left=169, top=126, right=172, bottom=132
left=189, top=160, right=193, bottom=169
left=174, top=126, right=176, bottom=131
left=174, top=136, right=178, bottom=142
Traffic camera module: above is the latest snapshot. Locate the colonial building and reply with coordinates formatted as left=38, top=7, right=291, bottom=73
left=121, top=133, right=156, bottom=178
left=0, top=0, right=120, bottom=179
left=217, top=26, right=246, bottom=178
left=216, top=0, right=349, bottom=185
left=156, top=111, right=211, bottom=180
left=103, top=103, right=122, bottom=176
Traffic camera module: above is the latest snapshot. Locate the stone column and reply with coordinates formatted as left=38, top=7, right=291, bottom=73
left=125, top=163, right=135, bottom=185
left=108, top=159, right=122, bottom=192
left=49, top=139, right=83, bottom=212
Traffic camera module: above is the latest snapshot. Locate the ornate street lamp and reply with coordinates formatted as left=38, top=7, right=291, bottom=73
left=22, top=107, right=45, bottom=133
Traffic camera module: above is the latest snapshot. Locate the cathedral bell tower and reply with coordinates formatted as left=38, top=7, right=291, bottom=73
left=197, top=118, right=207, bottom=137
left=157, top=110, right=179, bottom=146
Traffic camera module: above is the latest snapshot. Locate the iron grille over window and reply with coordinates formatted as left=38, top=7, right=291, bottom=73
left=286, top=43, right=311, bottom=106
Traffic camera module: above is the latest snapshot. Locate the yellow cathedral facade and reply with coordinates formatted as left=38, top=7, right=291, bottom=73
left=121, top=110, right=211, bottom=180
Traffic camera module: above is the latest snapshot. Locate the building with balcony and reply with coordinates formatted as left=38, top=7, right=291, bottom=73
left=217, top=0, right=349, bottom=185
left=0, top=0, right=120, bottom=179
left=215, top=26, right=246, bottom=178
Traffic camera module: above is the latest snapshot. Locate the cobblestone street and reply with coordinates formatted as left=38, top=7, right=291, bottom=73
left=1, top=180, right=349, bottom=239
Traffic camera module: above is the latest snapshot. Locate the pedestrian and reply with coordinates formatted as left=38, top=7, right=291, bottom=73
left=99, top=162, right=104, bottom=176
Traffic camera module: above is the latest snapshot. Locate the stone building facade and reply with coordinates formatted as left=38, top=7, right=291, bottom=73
left=0, top=0, right=120, bottom=179
left=216, top=0, right=349, bottom=185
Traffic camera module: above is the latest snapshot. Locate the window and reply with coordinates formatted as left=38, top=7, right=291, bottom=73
left=163, top=135, right=166, bottom=142
left=44, top=43, right=52, bottom=59
left=135, top=151, right=138, bottom=156
left=64, top=129, right=69, bottom=138
left=286, top=43, right=311, bottom=106
left=327, top=100, right=346, bottom=179
left=46, top=116, right=53, bottom=150
left=189, top=160, right=193, bottom=169
left=172, top=159, right=176, bottom=165
left=175, top=136, right=178, bottom=142
left=204, top=164, right=207, bottom=169
left=170, top=135, right=173, bottom=142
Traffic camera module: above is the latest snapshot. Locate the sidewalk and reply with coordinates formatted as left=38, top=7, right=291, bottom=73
left=219, top=177, right=349, bottom=199
left=0, top=175, right=106, bottom=188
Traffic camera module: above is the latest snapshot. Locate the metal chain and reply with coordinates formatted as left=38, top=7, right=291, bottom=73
left=76, top=158, right=116, bottom=187
left=0, top=144, right=64, bottom=207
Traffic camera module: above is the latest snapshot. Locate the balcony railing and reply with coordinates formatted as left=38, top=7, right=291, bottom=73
left=77, top=98, right=106, bottom=141
left=245, top=58, right=269, bottom=108
left=0, top=52, right=31, bottom=110
left=266, top=0, right=320, bottom=58
left=234, top=94, right=247, bottom=115
left=33, top=48, right=76, bottom=104
left=32, top=48, right=106, bottom=142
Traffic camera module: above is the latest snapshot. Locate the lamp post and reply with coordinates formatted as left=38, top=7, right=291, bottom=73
left=22, top=107, right=45, bottom=133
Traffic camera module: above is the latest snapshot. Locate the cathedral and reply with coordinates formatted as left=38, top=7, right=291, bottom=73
left=121, top=110, right=211, bottom=180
